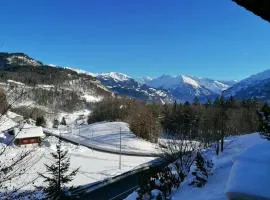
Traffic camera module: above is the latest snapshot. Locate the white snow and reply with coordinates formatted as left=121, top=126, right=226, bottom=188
left=172, top=133, right=265, bottom=200
left=0, top=116, right=18, bottom=132
left=181, top=75, right=200, bottom=88
left=82, top=94, right=103, bottom=103
left=45, top=122, right=160, bottom=156
left=14, top=124, right=45, bottom=139
left=36, top=84, right=55, bottom=89
left=6, top=111, right=23, bottom=121
left=99, top=72, right=131, bottom=82
left=0, top=135, right=155, bottom=191
left=7, top=79, right=25, bottom=86
left=145, top=74, right=180, bottom=89
left=225, top=141, right=270, bottom=199
left=145, top=74, right=235, bottom=95
left=64, top=67, right=97, bottom=77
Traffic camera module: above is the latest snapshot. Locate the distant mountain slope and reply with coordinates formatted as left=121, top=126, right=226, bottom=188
left=145, top=75, right=236, bottom=102
left=224, top=69, right=270, bottom=101
left=97, top=72, right=173, bottom=103
left=0, top=53, right=112, bottom=121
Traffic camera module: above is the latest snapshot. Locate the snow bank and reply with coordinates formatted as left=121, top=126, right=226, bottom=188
left=172, top=133, right=264, bottom=200
left=226, top=141, right=270, bottom=199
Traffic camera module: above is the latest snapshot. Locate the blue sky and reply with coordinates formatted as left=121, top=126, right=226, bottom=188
left=1, top=0, right=270, bottom=80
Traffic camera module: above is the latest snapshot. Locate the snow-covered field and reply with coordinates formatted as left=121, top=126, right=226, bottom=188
left=172, top=133, right=265, bottom=200
left=0, top=135, right=155, bottom=191
left=45, top=122, right=160, bottom=156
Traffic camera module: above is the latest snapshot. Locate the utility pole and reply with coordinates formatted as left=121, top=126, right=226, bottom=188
left=78, top=122, right=81, bottom=146
left=119, top=127, right=122, bottom=170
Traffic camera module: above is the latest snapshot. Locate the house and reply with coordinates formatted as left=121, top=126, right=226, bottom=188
left=13, top=124, right=45, bottom=146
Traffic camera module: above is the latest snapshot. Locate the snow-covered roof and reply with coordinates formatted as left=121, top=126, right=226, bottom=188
left=226, top=141, right=270, bottom=199
left=14, top=124, right=45, bottom=139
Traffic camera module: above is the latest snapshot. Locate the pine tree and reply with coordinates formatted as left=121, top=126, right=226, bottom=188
left=258, top=103, right=270, bottom=139
left=60, top=117, right=67, bottom=126
left=39, top=139, right=79, bottom=199
left=36, top=116, right=46, bottom=127
left=53, top=119, right=59, bottom=128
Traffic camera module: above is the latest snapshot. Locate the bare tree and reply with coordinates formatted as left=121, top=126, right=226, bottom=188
left=0, top=88, right=39, bottom=199
left=159, top=128, right=202, bottom=177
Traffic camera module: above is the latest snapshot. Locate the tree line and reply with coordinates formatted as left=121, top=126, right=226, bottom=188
left=88, top=96, right=262, bottom=152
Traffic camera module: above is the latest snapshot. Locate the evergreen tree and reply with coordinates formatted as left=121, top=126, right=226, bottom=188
left=36, top=116, right=46, bottom=127
left=258, top=103, right=270, bottom=139
left=60, top=117, right=67, bottom=126
left=39, top=139, right=79, bottom=199
left=53, top=119, right=59, bottom=128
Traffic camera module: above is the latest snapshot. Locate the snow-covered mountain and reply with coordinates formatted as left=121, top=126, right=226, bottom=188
left=97, top=72, right=173, bottom=103
left=0, top=53, right=113, bottom=124
left=223, top=69, right=270, bottom=101
left=145, top=75, right=236, bottom=102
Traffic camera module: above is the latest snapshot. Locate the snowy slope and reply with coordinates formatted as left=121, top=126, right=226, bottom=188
left=97, top=73, right=173, bottom=103
left=0, top=135, right=154, bottom=192
left=145, top=75, right=232, bottom=102
left=172, top=133, right=265, bottom=200
left=146, top=74, right=235, bottom=94
left=224, top=69, right=270, bottom=100
left=226, top=141, right=270, bottom=199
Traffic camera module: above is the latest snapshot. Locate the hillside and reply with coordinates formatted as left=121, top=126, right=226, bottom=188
left=0, top=53, right=112, bottom=123
left=97, top=72, right=174, bottom=103
left=224, top=69, right=270, bottom=101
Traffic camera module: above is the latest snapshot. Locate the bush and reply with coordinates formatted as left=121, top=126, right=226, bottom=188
left=189, top=152, right=213, bottom=187
left=137, top=165, right=182, bottom=200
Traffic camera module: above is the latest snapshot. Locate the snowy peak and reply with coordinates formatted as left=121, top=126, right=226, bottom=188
left=97, top=73, right=173, bottom=103
left=181, top=75, right=200, bottom=88
left=145, top=74, right=234, bottom=94
left=145, top=74, right=179, bottom=89
left=136, top=76, right=153, bottom=84
left=98, top=72, right=131, bottom=82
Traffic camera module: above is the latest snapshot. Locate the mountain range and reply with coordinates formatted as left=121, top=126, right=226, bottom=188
left=0, top=52, right=269, bottom=116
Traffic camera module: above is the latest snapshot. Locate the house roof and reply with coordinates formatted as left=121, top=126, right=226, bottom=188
left=15, top=125, right=45, bottom=139
left=233, top=0, right=270, bottom=22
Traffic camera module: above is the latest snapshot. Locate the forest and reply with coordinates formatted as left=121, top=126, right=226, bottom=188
left=88, top=96, right=262, bottom=155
